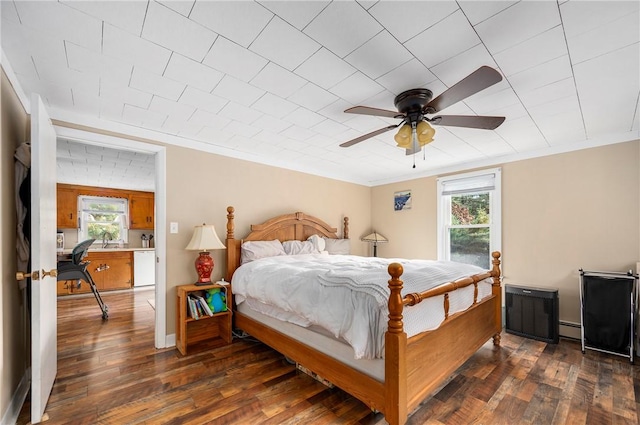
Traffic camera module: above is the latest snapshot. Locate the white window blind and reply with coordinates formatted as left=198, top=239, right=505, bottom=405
left=440, top=173, right=496, bottom=196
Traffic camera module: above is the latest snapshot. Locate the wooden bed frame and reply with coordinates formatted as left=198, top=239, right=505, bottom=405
left=224, top=206, right=502, bottom=425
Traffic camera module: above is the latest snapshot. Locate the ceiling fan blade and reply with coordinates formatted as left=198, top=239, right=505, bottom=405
left=339, top=124, right=399, bottom=147
left=433, top=115, right=505, bottom=130
left=425, top=66, right=503, bottom=113
left=345, top=106, right=403, bottom=119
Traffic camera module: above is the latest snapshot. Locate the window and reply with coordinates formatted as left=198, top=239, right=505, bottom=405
left=437, top=168, right=501, bottom=269
left=78, top=196, right=128, bottom=245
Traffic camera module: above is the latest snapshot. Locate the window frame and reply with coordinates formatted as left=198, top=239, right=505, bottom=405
left=437, top=167, right=501, bottom=269
left=77, top=195, right=129, bottom=245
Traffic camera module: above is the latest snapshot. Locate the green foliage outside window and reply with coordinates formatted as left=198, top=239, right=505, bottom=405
left=87, top=221, right=121, bottom=241
left=84, top=202, right=122, bottom=241
left=450, top=193, right=490, bottom=268
left=451, top=193, right=490, bottom=225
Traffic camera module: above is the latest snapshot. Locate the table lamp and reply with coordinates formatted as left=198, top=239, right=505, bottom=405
left=185, top=223, right=226, bottom=285
left=361, top=231, right=388, bottom=257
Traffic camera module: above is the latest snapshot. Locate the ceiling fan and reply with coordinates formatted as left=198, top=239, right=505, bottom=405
left=339, top=66, right=506, bottom=158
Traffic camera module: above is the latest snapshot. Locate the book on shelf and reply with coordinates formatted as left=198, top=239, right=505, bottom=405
left=187, top=296, right=198, bottom=320
left=195, top=296, right=204, bottom=317
left=196, top=295, right=214, bottom=316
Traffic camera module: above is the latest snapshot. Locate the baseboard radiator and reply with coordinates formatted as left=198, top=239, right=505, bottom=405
left=505, top=284, right=559, bottom=344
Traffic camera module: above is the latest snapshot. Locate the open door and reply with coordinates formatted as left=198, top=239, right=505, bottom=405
left=29, top=94, right=58, bottom=422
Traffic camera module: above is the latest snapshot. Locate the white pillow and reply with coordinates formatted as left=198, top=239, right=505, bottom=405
left=241, top=240, right=286, bottom=264
left=307, top=234, right=325, bottom=252
left=323, top=238, right=350, bottom=255
left=283, top=240, right=320, bottom=255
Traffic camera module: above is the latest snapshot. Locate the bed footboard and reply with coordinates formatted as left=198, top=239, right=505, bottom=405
left=383, top=252, right=502, bottom=425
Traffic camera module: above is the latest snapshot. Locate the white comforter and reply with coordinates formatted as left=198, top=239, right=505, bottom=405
left=232, top=254, right=492, bottom=359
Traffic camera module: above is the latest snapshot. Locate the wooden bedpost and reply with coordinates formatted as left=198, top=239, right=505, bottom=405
left=226, top=206, right=235, bottom=240
left=343, top=217, right=349, bottom=239
left=385, top=262, right=407, bottom=425
left=225, top=206, right=237, bottom=282
left=491, top=251, right=502, bottom=346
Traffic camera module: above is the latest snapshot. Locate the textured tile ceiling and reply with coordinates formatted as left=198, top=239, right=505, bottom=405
left=2, top=1, right=639, bottom=188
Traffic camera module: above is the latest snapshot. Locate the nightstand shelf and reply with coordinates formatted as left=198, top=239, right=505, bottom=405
left=176, top=283, right=232, bottom=356
left=183, top=310, right=229, bottom=324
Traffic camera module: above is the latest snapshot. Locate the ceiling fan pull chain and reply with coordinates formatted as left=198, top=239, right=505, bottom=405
left=412, top=122, right=417, bottom=169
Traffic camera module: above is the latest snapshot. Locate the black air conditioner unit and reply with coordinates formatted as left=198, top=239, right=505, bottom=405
left=505, top=284, right=559, bottom=344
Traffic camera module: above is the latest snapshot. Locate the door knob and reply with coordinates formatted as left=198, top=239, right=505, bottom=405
left=42, top=269, right=58, bottom=278
left=16, top=270, right=40, bottom=281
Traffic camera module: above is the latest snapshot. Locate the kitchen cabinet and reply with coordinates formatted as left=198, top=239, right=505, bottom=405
left=129, top=192, right=155, bottom=230
left=57, top=185, right=79, bottom=228
left=57, top=279, right=93, bottom=296
left=86, top=251, right=133, bottom=291
left=56, top=184, right=155, bottom=230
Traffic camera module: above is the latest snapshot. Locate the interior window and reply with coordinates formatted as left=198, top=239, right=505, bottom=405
left=437, top=168, right=501, bottom=269
left=78, top=196, right=128, bottom=246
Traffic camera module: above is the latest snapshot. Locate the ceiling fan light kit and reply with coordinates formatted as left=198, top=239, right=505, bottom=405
left=394, top=121, right=435, bottom=149
left=393, top=123, right=412, bottom=147
left=340, top=66, right=507, bottom=167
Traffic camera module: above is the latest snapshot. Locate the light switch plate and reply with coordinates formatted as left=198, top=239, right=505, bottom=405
left=170, top=222, right=179, bottom=233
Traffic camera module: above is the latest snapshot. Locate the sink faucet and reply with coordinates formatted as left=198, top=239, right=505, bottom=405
left=102, top=231, right=113, bottom=248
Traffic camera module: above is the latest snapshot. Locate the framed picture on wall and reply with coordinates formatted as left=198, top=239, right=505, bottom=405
left=394, top=190, right=412, bottom=211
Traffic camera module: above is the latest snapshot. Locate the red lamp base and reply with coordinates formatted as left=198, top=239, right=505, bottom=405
left=194, top=251, right=214, bottom=286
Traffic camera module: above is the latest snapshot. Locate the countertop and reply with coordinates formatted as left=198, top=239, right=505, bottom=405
left=60, top=247, right=155, bottom=255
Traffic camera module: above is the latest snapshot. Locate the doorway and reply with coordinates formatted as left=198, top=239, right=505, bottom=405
left=54, top=126, right=168, bottom=349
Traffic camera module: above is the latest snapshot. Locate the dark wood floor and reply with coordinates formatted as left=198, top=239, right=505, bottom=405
left=18, top=289, right=640, bottom=424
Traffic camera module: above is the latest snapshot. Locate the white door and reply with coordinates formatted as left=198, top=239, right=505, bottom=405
left=30, top=94, right=58, bottom=423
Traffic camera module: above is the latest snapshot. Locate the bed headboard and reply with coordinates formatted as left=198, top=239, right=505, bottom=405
left=224, top=206, right=349, bottom=281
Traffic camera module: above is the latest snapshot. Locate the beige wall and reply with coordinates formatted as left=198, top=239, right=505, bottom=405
left=371, top=178, right=438, bottom=260
left=372, top=141, right=640, bottom=326
left=1, top=70, right=29, bottom=420
left=164, top=144, right=371, bottom=333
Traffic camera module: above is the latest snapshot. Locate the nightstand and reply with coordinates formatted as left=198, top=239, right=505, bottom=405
left=175, top=283, right=232, bottom=355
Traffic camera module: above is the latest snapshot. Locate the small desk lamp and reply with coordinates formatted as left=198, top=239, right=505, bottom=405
left=185, top=223, right=226, bottom=286
left=361, top=232, right=388, bottom=257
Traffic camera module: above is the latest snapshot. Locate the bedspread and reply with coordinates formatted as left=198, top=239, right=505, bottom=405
left=232, top=254, right=492, bottom=359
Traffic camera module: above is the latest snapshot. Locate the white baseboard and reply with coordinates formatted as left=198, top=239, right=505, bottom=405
left=1, top=368, right=30, bottom=425
left=165, top=333, right=176, bottom=348
left=559, top=320, right=581, bottom=340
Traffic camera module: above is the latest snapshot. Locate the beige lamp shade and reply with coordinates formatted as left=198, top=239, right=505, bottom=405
left=361, top=232, right=388, bottom=244
left=362, top=232, right=388, bottom=257
left=185, top=224, right=226, bottom=252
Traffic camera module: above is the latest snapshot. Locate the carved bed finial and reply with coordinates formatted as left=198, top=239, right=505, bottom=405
left=226, top=206, right=235, bottom=239
left=343, top=217, right=349, bottom=239
left=491, top=251, right=501, bottom=284
left=387, top=262, right=404, bottom=334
